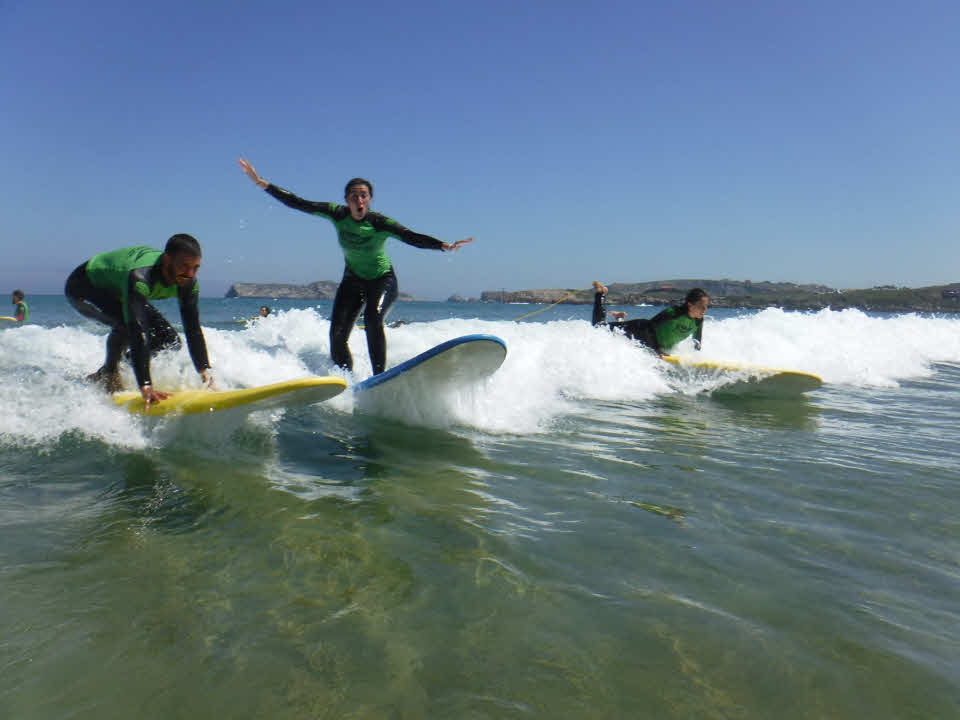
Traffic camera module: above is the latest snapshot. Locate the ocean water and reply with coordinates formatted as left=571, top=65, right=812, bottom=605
left=1, top=296, right=959, bottom=719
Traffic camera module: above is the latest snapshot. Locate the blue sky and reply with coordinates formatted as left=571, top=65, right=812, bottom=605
left=2, top=0, right=958, bottom=299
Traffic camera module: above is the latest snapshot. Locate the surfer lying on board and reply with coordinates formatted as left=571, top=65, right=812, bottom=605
left=65, top=235, right=214, bottom=408
left=238, top=158, right=473, bottom=375
left=11, top=290, right=28, bottom=323
left=592, top=282, right=708, bottom=356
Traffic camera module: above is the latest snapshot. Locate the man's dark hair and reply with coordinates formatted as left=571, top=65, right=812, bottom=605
left=685, top=288, right=708, bottom=306
left=344, top=178, right=373, bottom=199
left=12, top=289, right=24, bottom=300
left=164, top=233, right=202, bottom=258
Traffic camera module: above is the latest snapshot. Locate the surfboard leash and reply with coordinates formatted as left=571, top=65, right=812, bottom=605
left=512, top=286, right=594, bottom=322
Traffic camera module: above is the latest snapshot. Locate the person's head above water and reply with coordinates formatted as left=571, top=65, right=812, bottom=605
left=12, top=289, right=24, bottom=303
left=684, top=288, right=709, bottom=319
left=161, top=233, right=203, bottom=287
left=259, top=306, right=271, bottom=317
left=344, top=178, right=373, bottom=221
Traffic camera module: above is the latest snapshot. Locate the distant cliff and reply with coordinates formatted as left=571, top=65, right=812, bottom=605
left=477, top=279, right=960, bottom=313
left=227, top=278, right=960, bottom=312
left=226, top=281, right=415, bottom=301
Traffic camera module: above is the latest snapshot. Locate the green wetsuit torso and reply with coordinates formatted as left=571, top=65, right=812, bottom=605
left=14, top=301, right=28, bottom=322
left=265, top=184, right=444, bottom=279
left=85, top=246, right=197, bottom=322
left=650, top=306, right=702, bottom=352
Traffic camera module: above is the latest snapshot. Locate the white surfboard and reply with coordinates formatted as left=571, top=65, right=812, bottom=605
left=353, top=334, right=507, bottom=412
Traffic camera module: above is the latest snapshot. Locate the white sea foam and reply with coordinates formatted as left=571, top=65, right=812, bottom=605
left=2, top=307, right=959, bottom=445
left=700, top=307, right=960, bottom=387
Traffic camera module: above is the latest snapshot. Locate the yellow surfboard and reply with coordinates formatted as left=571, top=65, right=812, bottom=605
left=0, top=316, right=17, bottom=322
left=661, top=355, right=823, bottom=395
left=113, top=376, right=347, bottom=416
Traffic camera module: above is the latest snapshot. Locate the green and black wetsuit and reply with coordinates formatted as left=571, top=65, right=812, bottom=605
left=14, top=300, right=28, bottom=323
left=65, top=246, right=210, bottom=387
left=265, top=184, right=445, bottom=374
left=592, top=292, right=702, bottom=354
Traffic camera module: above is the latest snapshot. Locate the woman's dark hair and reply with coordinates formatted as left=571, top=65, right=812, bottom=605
left=684, top=288, right=708, bottom=306
left=344, top=178, right=373, bottom=199
left=164, top=233, right=202, bottom=258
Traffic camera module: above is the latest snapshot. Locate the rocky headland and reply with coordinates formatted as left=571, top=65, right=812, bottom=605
left=452, top=279, right=960, bottom=313
left=226, top=278, right=960, bottom=313
left=225, top=281, right=416, bottom=302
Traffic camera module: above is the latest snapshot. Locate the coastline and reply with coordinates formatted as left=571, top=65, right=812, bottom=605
left=224, top=278, right=960, bottom=313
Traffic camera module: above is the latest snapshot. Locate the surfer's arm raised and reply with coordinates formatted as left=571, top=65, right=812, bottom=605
left=239, top=158, right=268, bottom=189
left=239, top=158, right=341, bottom=218
left=263, top=184, right=341, bottom=217
left=373, top=213, right=473, bottom=253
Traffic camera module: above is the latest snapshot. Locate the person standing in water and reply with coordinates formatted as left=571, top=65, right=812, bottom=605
left=238, top=158, right=473, bottom=375
left=592, top=281, right=708, bottom=356
left=11, top=290, right=28, bottom=323
left=65, top=234, right=214, bottom=408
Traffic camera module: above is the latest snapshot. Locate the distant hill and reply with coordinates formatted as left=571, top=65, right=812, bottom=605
left=467, top=279, right=960, bottom=313
left=225, top=281, right=415, bottom=302
left=227, top=278, right=960, bottom=312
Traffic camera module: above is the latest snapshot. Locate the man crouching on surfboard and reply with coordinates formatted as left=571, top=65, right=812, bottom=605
left=591, top=281, right=708, bottom=356
left=65, top=234, right=214, bottom=409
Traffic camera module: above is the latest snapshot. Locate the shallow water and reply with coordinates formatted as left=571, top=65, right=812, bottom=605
left=1, top=297, right=958, bottom=718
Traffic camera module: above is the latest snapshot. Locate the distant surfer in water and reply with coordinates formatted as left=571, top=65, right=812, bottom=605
left=11, top=290, right=28, bottom=323
left=65, top=234, right=214, bottom=408
left=592, top=281, right=708, bottom=356
left=259, top=306, right=271, bottom=318
left=238, top=158, right=473, bottom=375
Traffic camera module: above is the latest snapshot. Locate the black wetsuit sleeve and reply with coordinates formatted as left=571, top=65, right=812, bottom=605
left=179, top=282, right=210, bottom=373
left=264, top=184, right=340, bottom=218
left=125, top=276, right=154, bottom=387
left=370, top=213, right=445, bottom=250
left=647, top=306, right=703, bottom=352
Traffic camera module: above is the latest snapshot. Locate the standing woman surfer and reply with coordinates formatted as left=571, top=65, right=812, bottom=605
left=239, top=158, right=473, bottom=375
